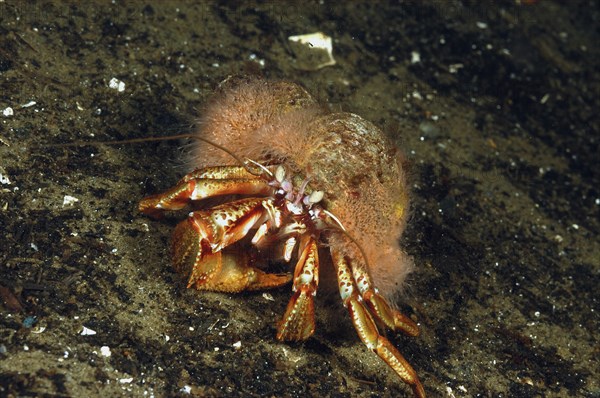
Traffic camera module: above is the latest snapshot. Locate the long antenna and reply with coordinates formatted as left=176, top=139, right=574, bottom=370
left=53, top=131, right=370, bottom=268
left=49, top=133, right=264, bottom=176
left=322, top=209, right=372, bottom=271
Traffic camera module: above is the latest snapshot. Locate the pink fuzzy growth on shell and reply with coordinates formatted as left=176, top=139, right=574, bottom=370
left=186, top=77, right=320, bottom=169
left=369, top=238, right=415, bottom=303
left=244, top=106, right=326, bottom=166
left=186, top=77, right=414, bottom=302
left=327, top=166, right=414, bottom=304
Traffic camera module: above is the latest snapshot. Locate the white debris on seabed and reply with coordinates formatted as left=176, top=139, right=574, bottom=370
left=248, top=53, right=265, bottom=67
left=20, top=101, right=37, bottom=108
left=2, top=107, right=13, bottom=117
left=281, top=347, right=303, bottom=364
left=119, top=377, right=133, bottom=383
left=62, top=195, right=79, bottom=207
left=31, top=324, right=46, bottom=334
left=232, top=340, right=242, bottom=350
left=288, top=32, right=336, bottom=71
left=80, top=326, right=97, bottom=335
left=100, top=346, right=111, bottom=357
left=108, top=77, right=126, bottom=92
left=0, top=173, right=11, bottom=185
left=262, top=292, right=275, bottom=301
left=554, top=234, right=564, bottom=243
left=411, top=51, right=421, bottom=64
left=449, top=63, right=464, bottom=74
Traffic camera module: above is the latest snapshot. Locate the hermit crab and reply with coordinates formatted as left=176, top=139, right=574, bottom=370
left=139, top=77, right=425, bottom=397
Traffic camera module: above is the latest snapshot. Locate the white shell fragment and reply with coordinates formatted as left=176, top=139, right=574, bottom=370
left=20, top=101, right=37, bottom=108
left=411, top=51, right=421, bottom=64
left=80, top=326, right=97, bottom=336
left=62, top=195, right=80, bottom=207
left=0, top=173, right=11, bottom=185
left=262, top=292, right=275, bottom=301
left=108, top=77, right=126, bottom=92
left=288, top=32, right=336, bottom=71
left=100, top=346, right=111, bottom=357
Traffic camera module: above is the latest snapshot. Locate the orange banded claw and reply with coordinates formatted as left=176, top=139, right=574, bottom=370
left=139, top=165, right=273, bottom=218
left=169, top=197, right=291, bottom=292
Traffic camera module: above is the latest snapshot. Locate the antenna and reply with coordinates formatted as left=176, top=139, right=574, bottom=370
left=49, top=133, right=265, bottom=177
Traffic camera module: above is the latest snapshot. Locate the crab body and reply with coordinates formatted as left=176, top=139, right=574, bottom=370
left=139, top=78, right=425, bottom=397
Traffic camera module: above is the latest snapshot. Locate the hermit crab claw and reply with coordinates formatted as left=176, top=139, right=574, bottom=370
left=170, top=205, right=292, bottom=292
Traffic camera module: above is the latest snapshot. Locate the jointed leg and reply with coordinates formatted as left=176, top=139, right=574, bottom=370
left=139, top=165, right=273, bottom=218
left=169, top=197, right=290, bottom=292
left=350, top=261, right=420, bottom=337
left=332, top=249, right=425, bottom=398
left=276, top=235, right=320, bottom=341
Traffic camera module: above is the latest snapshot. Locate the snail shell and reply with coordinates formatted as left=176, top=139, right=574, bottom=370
left=187, top=77, right=414, bottom=301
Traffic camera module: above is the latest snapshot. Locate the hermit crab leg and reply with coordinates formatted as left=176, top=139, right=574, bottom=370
left=139, top=165, right=273, bottom=218
left=331, top=249, right=425, bottom=398
left=171, top=197, right=290, bottom=292
left=350, top=263, right=420, bottom=338
left=276, top=235, right=319, bottom=341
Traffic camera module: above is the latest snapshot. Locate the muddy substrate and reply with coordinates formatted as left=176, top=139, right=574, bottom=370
left=1, top=1, right=598, bottom=397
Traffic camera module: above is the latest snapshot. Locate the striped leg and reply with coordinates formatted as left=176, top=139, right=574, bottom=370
left=348, top=257, right=420, bottom=337
left=332, top=249, right=425, bottom=398
left=139, top=165, right=273, bottom=218
left=276, top=235, right=320, bottom=341
left=170, top=197, right=291, bottom=292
